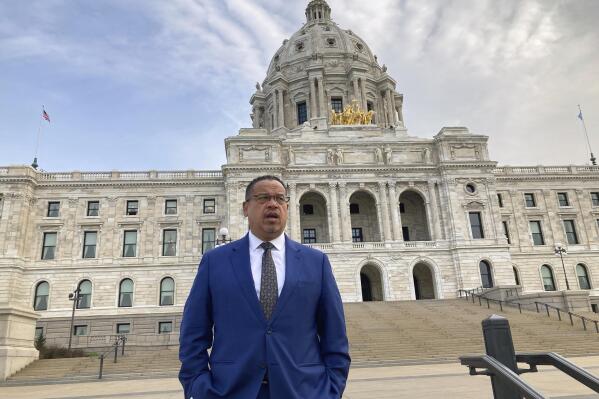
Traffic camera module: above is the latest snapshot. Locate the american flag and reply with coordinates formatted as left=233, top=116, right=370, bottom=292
left=42, top=109, right=50, bottom=123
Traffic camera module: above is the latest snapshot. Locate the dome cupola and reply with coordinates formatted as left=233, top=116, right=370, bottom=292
left=306, top=0, right=331, bottom=23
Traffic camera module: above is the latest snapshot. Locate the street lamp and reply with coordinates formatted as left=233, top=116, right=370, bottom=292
left=67, top=288, right=81, bottom=351
left=216, top=227, right=231, bottom=246
left=554, top=243, right=571, bottom=290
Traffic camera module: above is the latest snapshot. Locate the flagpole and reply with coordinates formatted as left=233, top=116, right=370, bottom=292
left=32, top=106, right=44, bottom=169
left=578, top=105, right=596, bottom=166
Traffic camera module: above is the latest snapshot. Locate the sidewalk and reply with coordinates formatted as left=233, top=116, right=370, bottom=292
left=2, top=356, right=599, bottom=399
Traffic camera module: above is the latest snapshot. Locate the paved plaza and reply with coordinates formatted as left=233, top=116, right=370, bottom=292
left=2, top=356, right=599, bottom=399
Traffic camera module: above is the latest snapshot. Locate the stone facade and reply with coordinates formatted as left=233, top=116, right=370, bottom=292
left=1, top=0, right=599, bottom=376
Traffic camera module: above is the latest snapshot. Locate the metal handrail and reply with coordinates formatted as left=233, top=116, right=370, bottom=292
left=98, top=335, right=127, bottom=379
left=517, top=352, right=599, bottom=392
left=460, top=355, right=545, bottom=399
left=458, top=289, right=599, bottom=334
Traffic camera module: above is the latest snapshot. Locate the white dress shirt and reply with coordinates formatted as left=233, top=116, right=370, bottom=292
left=248, top=231, right=286, bottom=298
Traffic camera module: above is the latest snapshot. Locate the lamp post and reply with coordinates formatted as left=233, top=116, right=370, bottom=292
left=554, top=243, right=570, bottom=290
left=215, top=227, right=231, bottom=246
left=67, top=288, right=81, bottom=351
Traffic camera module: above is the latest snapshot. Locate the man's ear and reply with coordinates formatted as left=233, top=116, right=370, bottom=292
left=242, top=201, right=249, bottom=217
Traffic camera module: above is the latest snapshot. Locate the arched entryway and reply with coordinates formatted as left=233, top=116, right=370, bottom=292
left=349, top=191, right=381, bottom=242
left=360, top=264, right=384, bottom=301
left=299, top=191, right=329, bottom=243
left=413, top=262, right=436, bottom=300
left=398, top=191, right=430, bottom=241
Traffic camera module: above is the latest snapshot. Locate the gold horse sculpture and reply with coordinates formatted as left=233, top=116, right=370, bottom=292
left=330, top=99, right=374, bottom=125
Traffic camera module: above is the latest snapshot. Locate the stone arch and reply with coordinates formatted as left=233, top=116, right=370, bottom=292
left=575, top=263, right=592, bottom=290
left=299, top=190, right=330, bottom=243
left=348, top=190, right=381, bottom=242
left=478, top=259, right=494, bottom=288
left=540, top=264, right=557, bottom=291
left=358, top=262, right=385, bottom=302
left=398, top=189, right=430, bottom=241
left=411, top=262, right=436, bottom=300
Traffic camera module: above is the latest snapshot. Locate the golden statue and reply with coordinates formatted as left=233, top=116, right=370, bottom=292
left=330, top=99, right=374, bottom=126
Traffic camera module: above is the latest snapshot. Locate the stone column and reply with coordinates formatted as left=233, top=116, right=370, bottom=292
left=288, top=183, right=298, bottom=241
left=317, top=77, right=326, bottom=118
left=386, top=89, right=393, bottom=125
left=273, top=91, right=279, bottom=129
left=428, top=181, right=442, bottom=241
left=379, top=182, right=392, bottom=241
left=338, top=183, right=351, bottom=242
left=352, top=79, right=360, bottom=104
left=329, top=183, right=340, bottom=243
left=388, top=182, right=401, bottom=241
left=277, top=89, right=285, bottom=128
left=390, top=91, right=398, bottom=124
left=310, top=79, right=317, bottom=119
left=360, top=78, right=368, bottom=111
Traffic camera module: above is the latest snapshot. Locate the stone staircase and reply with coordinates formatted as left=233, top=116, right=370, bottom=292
left=5, top=298, right=599, bottom=384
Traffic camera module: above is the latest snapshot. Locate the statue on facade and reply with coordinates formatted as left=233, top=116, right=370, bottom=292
left=423, top=148, right=432, bottom=164
left=287, top=147, right=295, bottom=165
left=255, top=82, right=262, bottom=92
left=374, top=147, right=383, bottom=164
left=335, top=148, right=344, bottom=165
left=327, top=149, right=334, bottom=165
left=384, top=147, right=392, bottom=165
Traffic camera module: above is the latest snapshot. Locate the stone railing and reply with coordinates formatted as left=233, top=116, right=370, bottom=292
left=494, top=165, right=599, bottom=175
left=305, top=240, right=448, bottom=251
left=0, top=166, right=223, bottom=182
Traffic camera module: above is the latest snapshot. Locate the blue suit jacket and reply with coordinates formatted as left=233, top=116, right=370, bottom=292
left=179, top=234, right=350, bottom=399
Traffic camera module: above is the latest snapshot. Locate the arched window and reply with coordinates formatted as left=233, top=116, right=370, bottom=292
left=576, top=264, right=591, bottom=290
left=160, top=277, right=175, bottom=306
left=119, top=279, right=134, bottom=307
left=479, top=261, right=493, bottom=288
left=541, top=265, right=556, bottom=291
left=513, top=266, right=521, bottom=286
left=34, top=281, right=49, bottom=311
left=77, top=280, right=92, bottom=309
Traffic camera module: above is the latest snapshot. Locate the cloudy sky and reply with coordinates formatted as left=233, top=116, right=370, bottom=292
left=1, top=0, right=598, bottom=171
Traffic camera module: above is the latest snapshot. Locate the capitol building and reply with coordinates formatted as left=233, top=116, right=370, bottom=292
left=1, top=0, right=599, bottom=378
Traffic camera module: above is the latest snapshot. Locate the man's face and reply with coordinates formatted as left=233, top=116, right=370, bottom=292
left=243, top=179, right=288, bottom=242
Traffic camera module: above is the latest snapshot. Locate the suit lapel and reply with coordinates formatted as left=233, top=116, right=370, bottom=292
left=271, top=237, right=302, bottom=322
left=229, top=235, right=266, bottom=325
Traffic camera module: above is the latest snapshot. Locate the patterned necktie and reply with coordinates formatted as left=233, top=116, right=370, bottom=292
left=259, top=242, right=278, bottom=320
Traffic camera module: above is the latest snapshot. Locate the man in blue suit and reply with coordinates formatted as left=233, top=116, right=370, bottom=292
left=179, top=175, right=350, bottom=399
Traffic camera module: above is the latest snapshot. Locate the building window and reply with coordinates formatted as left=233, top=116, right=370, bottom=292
left=159, top=322, right=173, bottom=334
left=165, top=199, right=177, bottom=215
left=203, top=199, right=216, bottom=214
left=557, top=192, right=570, bottom=207
left=126, top=200, right=139, bottom=216
left=77, top=280, right=92, bottom=309
left=563, top=220, right=579, bottom=245
left=465, top=183, right=476, bottom=194
left=592, top=192, right=599, bottom=207
left=352, top=227, right=363, bottom=242
left=303, top=229, right=317, bottom=244
left=576, top=264, right=591, bottom=290
left=302, top=204, right=314, bottom=215
left=541, top=265, right=556, bottom=291
left=119, top=279, right=134, bottom=307
left=367, top=101, right=375, bottom=123
left=524, top=193, right=536, bottom=208
left=34, top=281, right=49, bottom=311
left=529, top=221, right=545, bottom=245
left=402, top=226, right=410, bottom=241
left=297, top=101, right=307, bottom=125
left=202, top=228, right=216, bottom=253
left=42, top=232, right=57, bottom=260
left=497, top=193, right=504, bottom=208
left=331, top=97, right=343, bottom=113
left=73, top=325, right=88, bottom=336
left=35, top=327, right=44, bottom=340
left=399, top=203, right=405, bottom=213
left=513, top=266, right=521, bottom=286
left=350, top=203, right=360, bottom=214
left=162, top=229, right=177, bottom=256
left=47, top=202, right=60, bottom=217
left=123, top=230, right=137, bottom=257
left=116, top=323, right=131, bottom=334
left=82, top=231, right=97, bottom=258
left=502, top=221, right=511, bottom=244
left=160, top=277, right=175, bottom=306
left=87, top=201, right=100, bottom=216
left=479, top=261, right=494, bottom=288
left=469, top=212, right=484, bottom=239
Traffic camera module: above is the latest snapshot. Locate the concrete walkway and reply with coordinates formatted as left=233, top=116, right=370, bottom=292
left=2, top=356, right=599, bottom=399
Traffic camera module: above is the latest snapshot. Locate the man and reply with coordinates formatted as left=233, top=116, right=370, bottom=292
left=179, top=175, right=351, bottom=399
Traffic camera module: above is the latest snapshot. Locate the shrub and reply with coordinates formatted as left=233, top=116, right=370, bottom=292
left=39, top=345, right=87, bottom=359
left=34, top=335, right=46, bottom=351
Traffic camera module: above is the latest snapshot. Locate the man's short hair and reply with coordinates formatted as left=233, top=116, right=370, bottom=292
left=245, top=175, right=287, bottom=201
